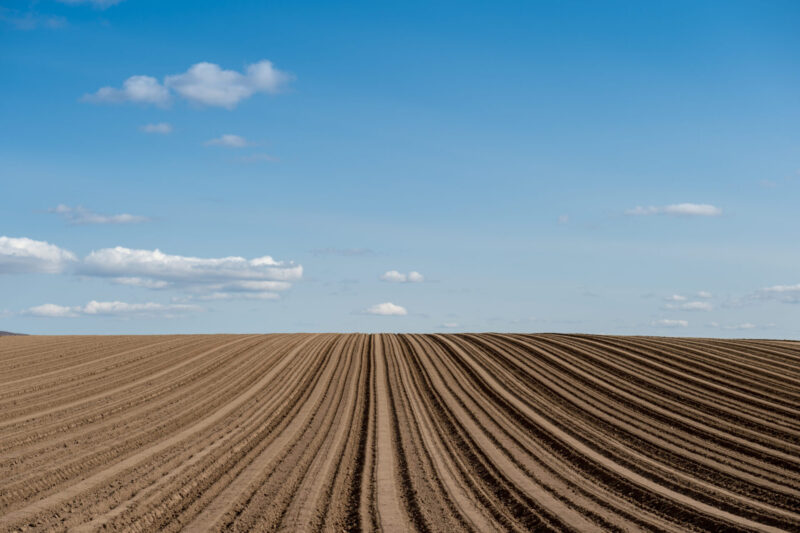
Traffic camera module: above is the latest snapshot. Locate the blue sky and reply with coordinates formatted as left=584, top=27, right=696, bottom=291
left=1, top=0, right=799, bottom=336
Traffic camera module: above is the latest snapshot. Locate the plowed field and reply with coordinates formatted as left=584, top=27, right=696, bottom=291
left=1, top=334, right=799, bottom=532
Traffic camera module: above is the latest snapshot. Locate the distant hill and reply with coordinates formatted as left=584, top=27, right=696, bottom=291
left=0, top=331, right=26, bottom=336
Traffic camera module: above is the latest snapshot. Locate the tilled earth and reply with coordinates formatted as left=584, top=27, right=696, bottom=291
left=1, top=333, right=799, bottom=532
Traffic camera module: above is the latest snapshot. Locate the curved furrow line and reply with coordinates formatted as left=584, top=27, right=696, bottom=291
left=0, top=336, right=254, bottom=427
left=406, top=334, right=606, bottom=532
left=82, top=334, right=332, bottom=533
left=434, top=334, right=792, bottom=533
left=276, top=334, right=368, bottom=532
left=393, top=335, right=507, bottom=532
left=568, top=335, right=800, bottom=413
left=590, top=335, right=800, bottom=417
left=0, top=336, right=170, bottom=385
left=522, top=335, right=800, bottom=462
left=2, top=333, right=797, bottom=532
left=0, top=336, right=293, bottom=496
left=219, top=334, right=360, bottom=531
left=482, top=334, right=800, bottom=490
left=0, top=336, right=272, bottom=459
left=581, top=335, right=800, bottom=434
left=423, top=334, right=680, bottom=533
left=469, top=334, right=800, bottom=516
left=0, top=335, right=319, bottom=531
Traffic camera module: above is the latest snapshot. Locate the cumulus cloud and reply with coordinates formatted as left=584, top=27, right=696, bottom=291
left=380, top=270, right=424, bottom=283
left=697, top=291, right=713, bottom=299
left=83, top=75, right=170, bottom=106
left=140, top=122, right=172, bottom=134
left=84, top=60, right=292, bottom=109
left=0, top=236, right=76, bottom=274
left=165, top=60, right=293, bottom=108
left=204, top=134, right=250, bottom=148
left=664, top=294, right=687, bottom=302
left=49, top=205, right=149, bottom=225
left=626, top=203, right=722, bottom=217
left=651, top=319, right=688, bottom=328
left=664, top=301, right=713, bottom=312
left=79, top=246, right=301, bottom=300
left=366, top=302, right=407, bottom=316
left=26, top=300, right=198, bottom=318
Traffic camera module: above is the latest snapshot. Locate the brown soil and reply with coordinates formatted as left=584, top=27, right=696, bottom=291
left=1, top=334, right=798, bottom=532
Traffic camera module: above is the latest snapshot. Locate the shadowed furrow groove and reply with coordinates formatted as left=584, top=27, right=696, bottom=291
left=1, top=333, right=798, bottom=532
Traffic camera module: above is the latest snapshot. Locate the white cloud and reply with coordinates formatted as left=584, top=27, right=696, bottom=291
left=380, top=270, right=424, bottom=283
left=26, top=303, right=78, bottom=318
left=79, top=247, right=301, bottom=300
left=140, top=122, right=172, bottom=134
left=651, top=319, right=688, bottom=328
left=664, top=294, right=687, bottom=302
left=195, top=291, right=280, bottom=301
left=626, top=203, right=722, bottom=217
left=0, top=236, right=76, bottom=274
left=49, top=205, right=149, bottom=225
left=697, top=291, right=713, bottom=299
left=664, top=301, right=713, bottom=311
left=84, top=60, right=291, bottom=109
left=366, top=302, right=407, bottom=316
left=753, top=283, right=800, bottom=303
left=83, top=75, right=170, bottom=106
left=165, top=60, right=293, bottom=108
left=205, top=134, right=250, bottom=148
left=26, top=300, right=199, bottom=318
left=112, top=277, right=170, bottom=289
left=708, top=321, right=769, bottom=331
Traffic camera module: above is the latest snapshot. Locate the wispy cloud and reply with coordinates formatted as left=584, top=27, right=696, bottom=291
left=25, top=300, right=199, bottom=318
left=57, top=0, right=126, bottom=7
left=651, top=318, right=688, bottom=328
left=626, top=203, right=722, bottom=217
left=751, top=283, right=800, bottom=304
left=310, top=248, right=374, bottom=257
left=664, top=301, right=713, bottom=311
left=0, top=8, right=66, bottom=30
left=49, top=205, right=150, bottom=225
left=140, top=122, right=172, bottom=134
left=380, top=270, right=424, bottom=283
left=205, top=134, right=250, bottom=148
left=0, top=236, right=76, bottom=274
left=366, top=302, right=407, bottom=316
